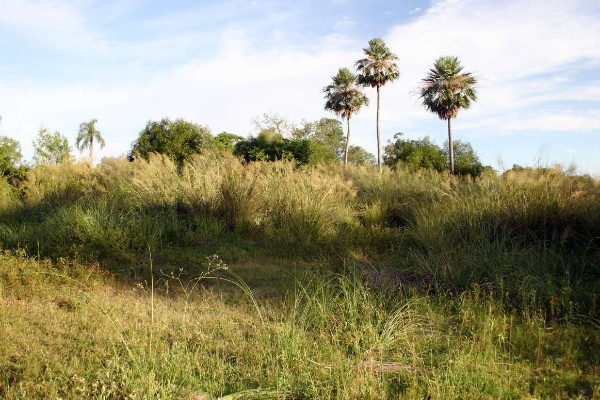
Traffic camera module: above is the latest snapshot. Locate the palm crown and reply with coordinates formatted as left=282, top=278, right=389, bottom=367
left=419, top=56, right=477, bottom=175
left=419, top=56, right=477, bottom=120
left=355, top=38, right=400, bottom=88
left=324, top=68, right=369, bottom=120
left=76, top=119, right=105, bottom=165
left=323, top=68, right=368, bottom=166
left=355, top=38, right=399, bottom=170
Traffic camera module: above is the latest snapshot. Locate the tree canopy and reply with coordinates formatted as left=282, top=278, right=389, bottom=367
left=355, top=38, right=400, bottom=89
left=214, top=132, right=245, bottom=153
left=419, top=57, right=477, bottom=121
left=444, top=139, right=487, bottom=176
left=292, top=118, right=346, bottom=163
left=233, top=129, right=312, bottom=165
left=33, top=126, right=72, bottom=166
left=292, top=118, right=346, bottom=157
left=384, top=133, right=446, bottom=171
left=384, top=133, right=488, bottom=176
left=130, top=118, right=213, bottom=166
left=0, top=135, right=22, bottom=176
left=347, top=145, right=376, bottom=165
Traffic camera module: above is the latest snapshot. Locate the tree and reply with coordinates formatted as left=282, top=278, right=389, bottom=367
left=214, top=132, right=245, bottom=153
left=233, top=129, right=313, bottom=165
left=76, top=119, right=105, bottom=166
left=292, top=118, right=346, bottom=164
left=32, top=126, right=72, bottom=166
left=384, top=133, right=446, bottom=171
left=355, top=38, right=400, bottom=170
left=0, top=136, right=23, bottom=176
left=252, top=112, right=294, bottom=137
left=130, top=118, right=213, bottom=166
left=347, top=146, right=376, bottom=165
left=323, top=68, right=369, bottom=167
left=418, top=56, right=477, bottom=175
left=443, top=139, right=485, bottom=176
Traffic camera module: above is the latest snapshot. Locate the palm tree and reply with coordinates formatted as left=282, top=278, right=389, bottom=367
left=76, top=119, right=105, bottom=166
left=355, top=38, right=400, bottom=171
left=324, top=68, right=369, bottom=167
left=418, top=56, right=477, bottom=175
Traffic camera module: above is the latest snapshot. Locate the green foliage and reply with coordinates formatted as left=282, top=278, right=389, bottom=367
left=323, top=68, right=369, bottom=122
left=0, top=136, right=23, bottom=176
left=383, top=134, right=488, bottom=176
left=347, top=145, right=376, bottom=165
left=130, top=118, right=214, bottom=166
left=419, top=56, right=477, bottom=121
left=384, top=133, right=446, bottom=171
left=233, top=130, right=312, bottom=164
left=355, top=38, right=400, bottom=89
left=293, top=118, right=346, bottom=158
left=444, top=139, right=485, bottom=176
left=32, top=126, right=72, bottom=166
left=0, top=251, right=597, bottom=399
left=214, top=132, right=244, bottom=153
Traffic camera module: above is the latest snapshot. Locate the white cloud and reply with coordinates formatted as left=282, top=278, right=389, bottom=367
left=0, top=0, right=102, bottom=54
left=506, top=111, right=600, bottom=132
left=381, top=0, right=600, bottom=135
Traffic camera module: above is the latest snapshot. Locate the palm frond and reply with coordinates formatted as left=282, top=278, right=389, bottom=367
left=355, top=38, right=400, bottom=88
left=323, top=68, right=368, bottom=120
left=418, top=56, right=477, bottom=120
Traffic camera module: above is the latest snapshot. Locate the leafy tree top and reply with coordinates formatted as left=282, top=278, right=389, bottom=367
left=347, top=145, right=376, bottom=165
left=130, top=118, right=213, bottom=166
left=384, top=133, right=446, bottom=171
left=323, top=68, right=369, bottom=121
left=419, top=56, right=477, bottom=120
left=214, top=132, right=245, bottom=153
left=442, top=139, right=485, bottom=176
left=33, top=126, right=72, bottom=166
left=292, top=118, right=346, bottom=158
left=355, top=38, right=400, bottom=88
left=0, top=136, right=22, bottom=176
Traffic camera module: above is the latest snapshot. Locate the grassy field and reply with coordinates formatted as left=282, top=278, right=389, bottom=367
left=0, top=156, right=599, bottom=398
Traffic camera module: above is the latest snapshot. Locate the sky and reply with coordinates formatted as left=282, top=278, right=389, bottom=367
left=1, top=0, right=599, bottom=174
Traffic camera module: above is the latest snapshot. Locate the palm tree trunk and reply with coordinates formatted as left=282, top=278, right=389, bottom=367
left=447, top=118, right=454, bottom=175
left=89, top=137, right=94, bottom=167
left=344, top=116, right=351, bottom=168
left=376, top=85, right=381, bottom=172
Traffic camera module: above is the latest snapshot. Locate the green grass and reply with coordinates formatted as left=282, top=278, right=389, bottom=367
left=0, top=250, right=598, bottom=399
left=0, top=157, right=599, bottom=398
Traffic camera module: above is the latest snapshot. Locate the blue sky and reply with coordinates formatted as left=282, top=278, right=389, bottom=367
left=1, top=0, right=599, bottom=174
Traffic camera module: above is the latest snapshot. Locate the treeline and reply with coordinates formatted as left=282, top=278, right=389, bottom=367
left=128, top=115, right=375, bottom=167
left=0, top=37, right=489, bottom=182
left=0, top=112, right=490, bottom=190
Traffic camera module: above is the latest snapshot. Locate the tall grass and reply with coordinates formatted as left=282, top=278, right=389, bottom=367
left=0, top=156, right=598, bottom=313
